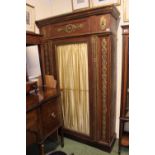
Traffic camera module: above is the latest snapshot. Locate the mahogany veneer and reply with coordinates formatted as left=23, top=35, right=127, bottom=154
left=26, top=32, right=64, bottom=155
left=36, top=5, right=120, bottom=152
left=26, top=32, right=42, bottom=46
left=26, top=88, right=64, bottom=146
left=118, top=25, right=129, bottom=155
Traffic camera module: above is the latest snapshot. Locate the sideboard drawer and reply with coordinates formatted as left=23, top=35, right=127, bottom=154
left=27, top=110, right=38, bottom=130
left=41, top=99, right=60, bottom=135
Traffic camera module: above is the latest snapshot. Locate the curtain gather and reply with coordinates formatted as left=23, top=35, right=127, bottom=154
left=56, top=43, right=89, bottom=135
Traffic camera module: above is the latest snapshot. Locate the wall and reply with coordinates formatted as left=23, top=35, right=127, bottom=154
left=26, top=0, right=53, bottom=84
left=26, top=0, right=129, bottom=138
left=26, top=0, right=53, bottom=33
left=115, top=1, right=129, bottom=137
left=51, top=0, right=72, bottom=16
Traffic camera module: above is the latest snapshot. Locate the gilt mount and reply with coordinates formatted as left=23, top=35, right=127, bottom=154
left=100, top=16, right=107, bottom=30
left=57, top=23, right=84, bottom=33
left=101, top=38, right=107, bottom=140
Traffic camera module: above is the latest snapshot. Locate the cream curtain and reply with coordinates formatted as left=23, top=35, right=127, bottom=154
left=56, top=43, right=89, bottom=135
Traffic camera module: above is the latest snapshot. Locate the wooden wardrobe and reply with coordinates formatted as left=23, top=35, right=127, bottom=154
left=36, top=5, right=119, bottom=152
left=118, top=25, right=129, bottom=154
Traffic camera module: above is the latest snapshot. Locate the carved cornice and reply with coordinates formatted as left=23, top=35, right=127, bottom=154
left=101, top=38, right=107, bottom=140
left=57, top=23, right=84, bottom=33
left=36, top=5, right=119, bottom=28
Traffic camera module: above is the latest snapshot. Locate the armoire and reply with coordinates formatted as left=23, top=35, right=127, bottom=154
left=36, top=5, right=119, bottom=152
left=118, top=25, right=129, bottom=154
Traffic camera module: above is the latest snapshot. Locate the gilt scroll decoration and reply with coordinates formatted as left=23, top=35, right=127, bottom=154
left=101, top=38, right=107, bottom=140
left=57, top=23, right=84, bottom=33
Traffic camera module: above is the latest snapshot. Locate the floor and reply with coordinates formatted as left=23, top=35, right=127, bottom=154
left=47, top=137, right=129, bottom=155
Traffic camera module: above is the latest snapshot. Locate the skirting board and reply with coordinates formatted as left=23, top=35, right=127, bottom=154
left=63, top=129, right=116, bottom=153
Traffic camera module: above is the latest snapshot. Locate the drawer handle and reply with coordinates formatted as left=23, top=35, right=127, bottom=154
left=49, top=112, right=56, bottom=118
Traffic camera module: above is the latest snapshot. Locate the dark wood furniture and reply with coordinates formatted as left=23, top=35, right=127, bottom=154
left=26, top=88, right=64, bottom=146
left=26, top=81, right=38, bottom=94
left=26, top=32, right=64, bottom=155
left=36, top=5, right=119, bottom=152
left=118, top=25, right=129, bottom=154
left=26, top=32, right=42, bottom=45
